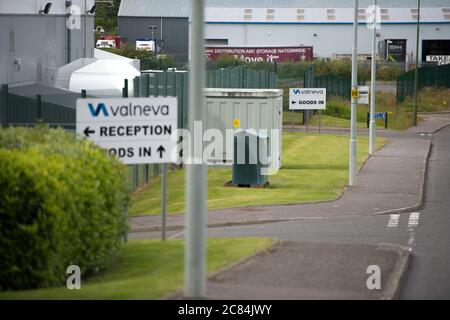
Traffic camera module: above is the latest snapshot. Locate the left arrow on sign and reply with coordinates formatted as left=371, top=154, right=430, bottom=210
left=83, top=127, right=95, bottom=138
left=291, top=100, right=297, bottom=105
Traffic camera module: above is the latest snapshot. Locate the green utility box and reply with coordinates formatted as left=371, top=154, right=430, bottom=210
left=232, top=130, right=269, bottom=187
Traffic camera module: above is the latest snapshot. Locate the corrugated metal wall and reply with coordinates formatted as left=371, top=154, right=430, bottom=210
left=0, top=14, right=95, bottom=86
left=118, top=17, right=189, bottom=63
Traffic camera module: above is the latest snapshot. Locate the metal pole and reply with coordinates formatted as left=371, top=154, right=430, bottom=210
left=349, top=0, right=359, bottom=187
left=413, top=0, right=421, bottom=127
left=84, top=0, right=87, bottom=58
left=369, top=0, right=377, bottom=155
left=306, top=111, right=309, bottom=132
left=318, top=110, right=322, bottom=134
left=161, top=163, right=167, bottom=241
left=185, top=0, right=207, bottom=298
left=291, top=110, right=294, bottom=129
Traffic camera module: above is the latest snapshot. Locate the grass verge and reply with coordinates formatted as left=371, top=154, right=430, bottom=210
left=130, top=133, right=387, bottom=215
left=321, top=88, right=450, bottom=130
left=0, top=238, right=274, bottom=300
left=283, top=113, right=375, bottom=128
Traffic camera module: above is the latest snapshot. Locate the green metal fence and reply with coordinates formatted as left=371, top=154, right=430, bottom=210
left=304, top=66, right=365, bottom=100
left=206, top=67, right=278, bottom=89
left=0, top=84, right=76, bottom=129
left=1, top=66, right=277, bottom=193
left=133, top=66, right=278, bottom=129
left=134, top=71, right=189, bottom=129
left=396, top=63, right=450, bottom=104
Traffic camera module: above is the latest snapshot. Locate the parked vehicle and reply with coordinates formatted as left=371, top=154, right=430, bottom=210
left=96, top=36, right=127, bottom=49
left=136, top=38, right=164, bottom=53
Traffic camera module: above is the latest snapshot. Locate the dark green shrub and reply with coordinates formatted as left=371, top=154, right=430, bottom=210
left=0, top=126, right=130, bottom=290
left=104, top=47, right=181, bottom=71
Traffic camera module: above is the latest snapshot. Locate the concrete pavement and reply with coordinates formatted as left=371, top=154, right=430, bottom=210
left=130, top=115, right=449, bottom=233
left=205, top=241, right=409, bottom=300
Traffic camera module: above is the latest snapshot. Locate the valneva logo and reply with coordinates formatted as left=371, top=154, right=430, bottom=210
left=292, top=89, right=325, bottom=95
left=86, top=102, right=170, bottom=118
left=88, top=103, right=109, bottom=117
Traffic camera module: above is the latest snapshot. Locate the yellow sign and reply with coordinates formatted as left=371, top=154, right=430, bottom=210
left=351, top=88, right=359, bottom=99
left=232, top=119, right=240, bottom=128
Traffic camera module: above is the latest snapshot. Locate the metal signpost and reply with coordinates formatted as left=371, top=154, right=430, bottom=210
left=76, top=97, right=177, bottom=241
left=289, top=88, right=327, bottom=133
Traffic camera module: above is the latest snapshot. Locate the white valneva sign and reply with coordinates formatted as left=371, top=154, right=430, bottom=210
left=76, top=97, right=178, bottom=164
left=289, top=88, right=327, bottom=110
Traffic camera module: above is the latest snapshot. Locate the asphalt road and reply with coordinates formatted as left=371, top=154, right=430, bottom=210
left=131, top=125, right=450, bottom=299
left=399, top=125, right=450, bottom=299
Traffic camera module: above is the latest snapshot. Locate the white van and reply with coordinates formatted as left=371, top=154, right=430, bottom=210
left=136, top=39, right=156, bottom=52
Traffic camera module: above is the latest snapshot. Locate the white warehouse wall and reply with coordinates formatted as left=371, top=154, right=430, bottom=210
left=205, top=23, right=450, bottom=61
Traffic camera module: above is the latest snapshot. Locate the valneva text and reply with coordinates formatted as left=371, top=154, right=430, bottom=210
left=292, top=89, right=325, bottom=95
left=88, top=102, right=170, bottom=118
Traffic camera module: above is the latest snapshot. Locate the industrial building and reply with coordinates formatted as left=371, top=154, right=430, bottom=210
left=0, top=0, right=96, bottom=87
left=118, top=0, right=450, bottom=64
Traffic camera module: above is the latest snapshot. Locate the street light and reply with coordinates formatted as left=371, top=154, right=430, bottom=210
left=94, top=26, right=105, bottom=34
left=413, top=0, right=421, bottom=127
left=369, top=0, right=377, bottom=156
left=148, top=25, right=157, bottom=40
left=349, top=0, right=359, bottom=186
left=184, top=0, right=207, bottom=299
left=386, top=39, right=393, bottom=61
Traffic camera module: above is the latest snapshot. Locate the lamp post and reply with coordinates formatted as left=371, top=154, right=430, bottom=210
left=413, top=0, right=421, bottom=127
left=149, top=25, right=157, bottom=40
left=349, top=0, right=359, bottom=186
left=184, top=0, right=207, bottom=298
left=369, top=0, right=377, bottom=156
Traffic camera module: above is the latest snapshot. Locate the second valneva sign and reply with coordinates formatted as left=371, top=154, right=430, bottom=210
left=76, top=97, right=178, bottom=165
left=289, top=88, right=327, bottom=110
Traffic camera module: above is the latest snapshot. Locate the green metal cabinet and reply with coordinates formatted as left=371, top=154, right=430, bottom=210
left=232, top=129, right=269, bottom=187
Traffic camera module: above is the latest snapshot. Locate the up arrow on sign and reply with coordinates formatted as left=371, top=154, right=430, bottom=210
left=157, top=145, right=166, bottom=158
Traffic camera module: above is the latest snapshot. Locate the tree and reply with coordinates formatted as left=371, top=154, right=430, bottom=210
left=95, top=0, right=121, bottom=35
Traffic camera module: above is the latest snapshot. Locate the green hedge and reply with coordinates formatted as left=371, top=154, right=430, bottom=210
left=0, top=126, right=130, bottom=290
left=207, top=56, right=405, bottom=81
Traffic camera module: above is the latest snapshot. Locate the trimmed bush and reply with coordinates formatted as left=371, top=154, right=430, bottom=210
left=0, top=126, right=130, bottom=290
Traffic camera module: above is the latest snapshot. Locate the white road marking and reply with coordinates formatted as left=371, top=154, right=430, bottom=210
left=408, top=212, right=421, bottom=229
left=408, top=233, right=416, bottom=247
left=387, top=214, right=400, bottom=228
left=407, top=212, right=421, bottom=249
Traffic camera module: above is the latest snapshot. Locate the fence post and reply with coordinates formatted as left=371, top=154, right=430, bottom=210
left=133, top=76, right=140, bottom=97
left=0, top=84, right=8, bottom=127
left=123, top=79, right=128, bottom=98
left=385, top=112, right=389, bottom=129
